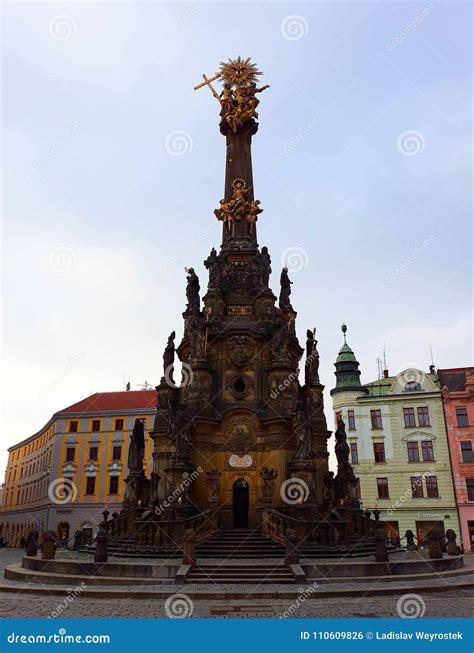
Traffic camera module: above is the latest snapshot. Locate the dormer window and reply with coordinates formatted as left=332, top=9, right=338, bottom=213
left=404, top=381, right=421, bottom=392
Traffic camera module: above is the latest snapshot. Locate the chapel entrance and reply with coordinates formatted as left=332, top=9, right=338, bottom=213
left=232, top=478, right=249, bottom=528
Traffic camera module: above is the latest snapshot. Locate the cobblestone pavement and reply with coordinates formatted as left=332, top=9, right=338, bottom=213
left=0, top=589, right=472, bottom=618
left=0, top=548, right=473, bottom=618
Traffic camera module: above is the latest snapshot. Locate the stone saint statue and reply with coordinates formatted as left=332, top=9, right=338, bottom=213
left=256, top=246, right=271, bottom=287
left=279, top=267, right=293, bottom=310
left=163, top=331, right=176, bottom=382
left=204, top=247, right=222, bottom=290
left=260, top=467, right=278, bottom=504
left=305, top=328, right=320, bottom=383
left=127, top=419, right=145, bottom=471
left=293, top=398, right=311, bottom=460
left=168, top=403, right=193, bottom=461
left=185, top=268, right=200, bottom=311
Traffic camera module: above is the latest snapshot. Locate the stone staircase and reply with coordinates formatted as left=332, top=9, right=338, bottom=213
left=196, top=528, right=286, bottom=559
left=185, top=562, right=295, bottom=584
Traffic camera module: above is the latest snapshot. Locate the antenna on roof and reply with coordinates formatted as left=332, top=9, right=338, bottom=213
left=429, top=346, right=436, bottom=374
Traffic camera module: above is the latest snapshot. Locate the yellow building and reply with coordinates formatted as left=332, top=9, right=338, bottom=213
left=330, top=327, right=460, bottom=546
left=0, top=390, right=156, bottom=546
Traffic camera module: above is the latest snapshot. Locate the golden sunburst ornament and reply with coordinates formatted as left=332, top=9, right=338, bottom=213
left=219, top=56, right=262, bottom=88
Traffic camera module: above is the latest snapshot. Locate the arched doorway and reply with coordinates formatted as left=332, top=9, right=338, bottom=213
left=232, top=478, right=249, bottom=528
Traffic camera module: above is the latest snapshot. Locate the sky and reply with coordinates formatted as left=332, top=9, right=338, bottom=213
left=1, top=1, right=472, bottom=474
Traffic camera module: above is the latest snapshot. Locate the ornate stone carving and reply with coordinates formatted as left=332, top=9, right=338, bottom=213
left=225, top=414, right=258, bottom=455
left=228, top=335, right=252, bottom=369
left=128, top=419, right=145, bottom=471
left=205, top=469, right=221, bottom=504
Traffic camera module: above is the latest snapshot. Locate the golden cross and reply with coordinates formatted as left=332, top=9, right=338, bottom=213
left=193, top=72, right=222, bottom=102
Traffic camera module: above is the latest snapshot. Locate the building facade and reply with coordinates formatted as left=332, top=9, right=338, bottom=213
left=330, top=328, right=460, bottom=547
left=438, top=367, right=474, bottom=552
left=0, top=390, right=156, bottom=546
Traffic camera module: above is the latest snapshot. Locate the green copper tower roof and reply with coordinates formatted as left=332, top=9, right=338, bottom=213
left=330, top=324, right=367, bottom=396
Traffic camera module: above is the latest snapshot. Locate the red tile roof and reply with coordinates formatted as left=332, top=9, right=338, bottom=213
left=59, top=390, right=157, bottom=414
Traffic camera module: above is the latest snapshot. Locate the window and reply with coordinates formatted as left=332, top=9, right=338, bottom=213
left=114, top=419, right=124, bottom=431
left=371, top=410, right=383, bottom=429
left=112, top=446, right=122, bottom=461
left=467, top=479, right=474, bottom=501
left=350, top=442, right=358, bottom=464
left=403, top=408, right=416, bottom=427
left=417, top=407, right=430, bottom=426
left=456, top=407, right=469, bottom=427
left=85, top=476, right=96, bottom=495
left=91, top=420, right=101, bottom=432
left=69, top=421, right=78, bottom=433
left=411, top=476, right=424, bottom=498
left=108, top=476, right=119, bottom=495
left=421, top=441, right=434, bottom=462
left=348, top=410, right=356, bottom=430
left=405, top=381, right=421, bottom=392
left=89, top=446, right=98, bottom=461
left=461, top=442, right=474, bottom=463
left=65, top=447, right=75, bottom=462
left=425, top=476, right=439, bottom=498
left=377, top=477, right=389, bottom=499
left=407, top=441, right=420, bottom=462
left=374, top=442, right=386, bottom=463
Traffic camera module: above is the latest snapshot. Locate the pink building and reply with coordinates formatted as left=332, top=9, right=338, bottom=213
left=438, top=367, right=474, bottom=552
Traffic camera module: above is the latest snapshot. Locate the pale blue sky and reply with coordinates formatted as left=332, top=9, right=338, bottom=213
left=2, top=1, right=472, bottom=471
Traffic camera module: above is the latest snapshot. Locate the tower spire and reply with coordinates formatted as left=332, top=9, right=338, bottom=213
left=331, top=324, right=367, bottom=396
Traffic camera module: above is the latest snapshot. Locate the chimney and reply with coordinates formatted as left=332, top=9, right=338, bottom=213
left=429, top=365, right=435, bottom=374
left=383, top=369, right=389, bottom=379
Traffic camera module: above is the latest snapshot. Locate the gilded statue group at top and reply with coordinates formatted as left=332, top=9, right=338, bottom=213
left=194, top=56, right=270, bottom=132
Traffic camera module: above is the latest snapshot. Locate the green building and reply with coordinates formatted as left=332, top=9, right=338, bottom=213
left=330, top=325, right=460, bottom=546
